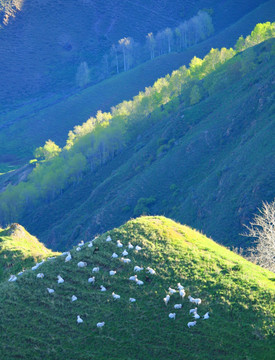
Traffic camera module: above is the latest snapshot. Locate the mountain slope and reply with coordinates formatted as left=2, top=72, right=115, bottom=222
left=0, top=216, right=274, bottom=360
left=0, top=0, right=274, bottom=172
left=6, top=37, right=274, bottom=251
left=0, top=223, right=59, bottom=281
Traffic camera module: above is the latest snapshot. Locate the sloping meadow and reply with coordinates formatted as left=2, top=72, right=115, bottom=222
left=0, top=216, right=274, bottom=359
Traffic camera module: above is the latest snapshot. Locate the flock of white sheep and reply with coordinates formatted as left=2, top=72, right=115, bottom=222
left=8, top=233, right=210, bottom=330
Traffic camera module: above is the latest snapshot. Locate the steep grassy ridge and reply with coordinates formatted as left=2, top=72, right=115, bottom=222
left=0, top=216, right=274, bottom=359
left=0, top=1, right=274, bottom=171
left=0, top=223, right=59, bottom=281
left=12, top=38, right=275, bottom=251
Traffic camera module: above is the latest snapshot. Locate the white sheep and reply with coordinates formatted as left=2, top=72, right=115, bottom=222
left=77, top=315, right=83, bottom=324
left=187, top=321, right=197, bottom=328
left=146, top=267, right=156, bottom=275
left=169, top=313, right=176, bottom=319
left=128, top=242, right=134, bottom=249
left=97, top=322, right=105, bottom=328
left=188, top=296, right=202, bottom=305
left=117, top=240, right=123, bottom=248
left=57, top=275, right=64, bottom=284
left=193, top=313, right=200, bottom=319
left=88, top=277, right=95, bottom=283
left=106, top=235, right=112, bottom=242
left=203, top=312, right=210, bottom=320
left=179, top=289, right=186, bottom=298
left=47, top=288, right=55, bottom=294
left=135, top=245, right=142, bottom=251
left=100, top=285, right=106, bottom=292
left=71, top=295, right=77, bottom=302
left=163, top=295, right=170, bottom=305
left=111, top=253, right=118, bottom=258
left=121, top=258, right=131, bottom=263
left=129, top=275, right=138, bottom=281
left=136, top=279, right=144, bottom=285
left=88, top=242, right=93, bottom=248
left=32, top=260, right=44, bottom=271
left=134, top=266, right=143, bottom=272
left=17, top=271, right=24, bottom=276
left=177, top=283, right=184, bottom=290
left=174, top=304, right=182, bottom=309
left=112, top=292, right=120, bottom=300
left=65, top=253, right=72, bottom=262
left=169, top=287, right=177, bottom=295
left=122, top=250, right=128, bottom=256
left=92, top=267, right=99, bottom=273
left=77, top=261, right=87, bottom=268
left=8, top=275, right=17, bottom=282
left=37, top=273, right=44, bottom=278
left=109, top=270, right=116, bottom=276
left=76, top=247, right=81, bottom=252
left=129, top=298, right=136, bottom=302
left=78, top=240, right=85, bottom=247
left=189, top=307, right=197, bottom=314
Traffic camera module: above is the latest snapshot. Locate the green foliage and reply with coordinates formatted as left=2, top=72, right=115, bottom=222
left=190, top=84, right=202, bottom=105
left=0, top=216, right=274, bottom=359
left=134, top=197, right=156, bottom=216
left=34, top=140, right=61, bottom=161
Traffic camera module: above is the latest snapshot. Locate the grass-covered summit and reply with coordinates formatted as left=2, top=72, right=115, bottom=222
left=0, top=223, right=59, bottom=281
left=0, top=216, right=274, bottom=359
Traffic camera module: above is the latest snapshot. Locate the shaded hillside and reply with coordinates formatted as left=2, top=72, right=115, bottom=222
left=1, top=0, right=274, bottom=172
left=0, top=223, right=59, bottom=281
left=0, top=216, right=274, bottom=360
left=4, top=36, right=274, bottom=251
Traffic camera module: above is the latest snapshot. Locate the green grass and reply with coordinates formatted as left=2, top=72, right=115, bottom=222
left=0, top=0, right=274, bottom=172
left=0, top=216, right=274, bottom=359
left=0, top=223, right=59, bottom=281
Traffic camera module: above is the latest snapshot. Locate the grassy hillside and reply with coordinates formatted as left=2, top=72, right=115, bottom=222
left=0, top=0, right=274, bottom=172
left=4, top=36, right=274, bottom=251
left=0, top=223, right=59, bottom=281
left=0, top=216, right=274, bottom=359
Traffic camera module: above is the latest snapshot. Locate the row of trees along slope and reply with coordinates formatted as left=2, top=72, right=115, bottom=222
left=0, top=22, right=274, bottom=250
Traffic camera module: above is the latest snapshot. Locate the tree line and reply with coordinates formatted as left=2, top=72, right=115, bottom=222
left=0, top=22, right=274, bottom=224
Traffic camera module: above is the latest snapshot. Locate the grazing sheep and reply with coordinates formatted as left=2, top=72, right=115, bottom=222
left=121, top=258, right=131, bottom=263
left=97, top=322, right=105, bottom=328
left=65, top=253, right=72, bottom=262
left=77, top=315, right=83, bottom=324
left=203, top=312, right=210, bottom=320
left=179, top=289, right=186, bottom=298
left=77, top=261, right=87, bottom=268
left=88, top=277, right=95, bottom=283
left=57, top=275, right=64, bottom=284
left=129, top=298, right=136, bottom=302
left=163, top=295, right=170, bottom=305
left=88, top=242, right=93, bottom=248
left=174, top=304, right=182, bottom=309
left=17, top=271, right=24, bottom=276
left=111, top=253, right=118, bottom=258
left=188, top=296, right=202, bottom=305
left=193, top=313, right=200, bottom=319
left=129, top=275, right=138, bottom=281
left=122, top=250, right=128, bottom=256
left=136, top=279, right=144, bottom=285
left=187, top=321, right=197, bottom=328
left=100, top=285, right=106, bottom=292
left=92, top=267, right=99, bottom=273
left=109, top=270, right=116, bottom=276
left=106, top=235, right=112, bottom=242
left=177, top=283, right=184, bottom=290
left=135, top=245, right=142, bottom=251
left=32, top=260, right=44, bottom=271
left=8, top=275, right=17, bottom=282
left=37, top=273, right=44, bottom=278
left=146, top=267, right=156, bottom=275
left=76, top=247, right=81, bottom=252
left=189, top=308, right=197, bottom=315
left=134, top=266, right=143, bottom=272
left=78, top=240, right=85, bottom=247
left=112, top=292, right=120, bottom=300
left=47, top=288, right=55, bottom=294
left=71, top=295, right=77, bottom=302
left=169, top=313, right=176, bottom=319
left=128, top=243, right=134, bottom=249
left=169, top=287, right=177, bottom=295
left=117, top=240, right=123, bottom=248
